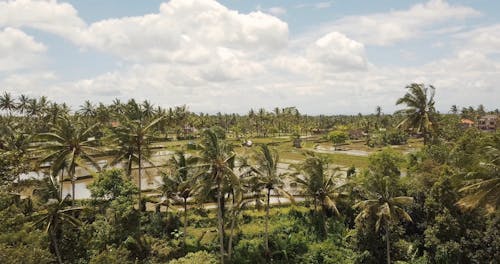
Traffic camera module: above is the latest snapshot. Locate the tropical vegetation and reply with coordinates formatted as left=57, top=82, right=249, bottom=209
left=0, top=84, right=499, bottom=263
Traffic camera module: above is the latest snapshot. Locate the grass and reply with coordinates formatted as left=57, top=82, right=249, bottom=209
left=151, top=134, right=420, bottom=170
left=324, top=153, right=369, bottom=168
left=185, top=205, right=311, bottom=245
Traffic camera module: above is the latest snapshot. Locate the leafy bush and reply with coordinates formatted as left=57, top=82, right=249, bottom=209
left=232, top=238, right=266, bottom=264
left=168, top=251, right=217, bottom=264
left=301, top=241, right=354, bottom=264
left=367, top=130, right=408, bottom=147
left=0, top=243, right=54, bottom=264
left=89, top=246, right=132, bottom=264
left=328, top=130, right=349, bottom=149
left=385, top=130, right=408, bottom=145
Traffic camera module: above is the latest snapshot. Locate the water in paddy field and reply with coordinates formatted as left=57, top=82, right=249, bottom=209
left=18, top=150, right=346, bottom=200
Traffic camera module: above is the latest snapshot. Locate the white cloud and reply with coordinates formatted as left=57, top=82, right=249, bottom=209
left=78, top=0, right=288, bottom=63
left=314, top=2, right=333, bottom=9
left=295, top=1, right=333, bottom=9
left=326, top=0, right=480, bottom=45
left=0, top=0, right=289, bottom=63
left=0, top=0, right=85, bottom=39
left=308, top=32, right=367, bottom=71
left=0, top=71, right=57, bottom=96
left=0, top=27, right=47, bottom=71
left=266, top=6, right=287, bottom=16
left=455, top=24, right=500, bottom=55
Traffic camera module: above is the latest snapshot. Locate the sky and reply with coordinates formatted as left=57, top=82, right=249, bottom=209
left=0, top=0, right=499, bottom=114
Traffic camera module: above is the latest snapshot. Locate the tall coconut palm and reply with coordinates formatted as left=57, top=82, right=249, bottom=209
left=108, top=116, right=163, bottom=210
left=198, top=129, right=238, bottom=264
left=78, top=100, right=96, bottom=118
left=1, top=124, right=32, bottom=186
left=251, top=144, right=293, bottom=253
left=375, top=106, right=383, bottom=129
left=32, top=194, right=82, bottom=264
left=450, top=105, right=458, bottom=115
left=17, top=94, right=30, bottom=115
left=44, top=102, right=70, bottom=127
left=354, top=191, right=413, bottom=264
left=142, top=100, right=155, bottom=119
left=36, top=116, right=100, bottom=205
left=396, top=83, right=436, bottom=145
left=160, top=151, right=201, bottom=247
left=292, top=153, right=344, bottom=237
left=26, top=98, right=41, bottom=117
left=457, top=145, right=499, bottom=213
left=0, top=92, right=16, bottom=116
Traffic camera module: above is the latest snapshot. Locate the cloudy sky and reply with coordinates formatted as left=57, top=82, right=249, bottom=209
left=0, top=0, right=499, bottom=114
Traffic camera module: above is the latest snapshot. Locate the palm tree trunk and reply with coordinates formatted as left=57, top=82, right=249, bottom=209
left=183, top=198, right=188, bottom=248
left=217, top=180, right=225, bottom=264
left=70, top=168, right=75, bottom=207
left=228, top=207, right=236, bottom=261
left=265, top=188, right=271, bottom=253
left=137, top=145, right=143, bottom=236
left=72, top=178, right=76, bottom=206
left=60, top=169, right=64, bottom=200
left=50, top=231, right=63, bottom=264
left=138, top=147, right=142, bottom=211
left=423, top=130, right=430, bottom=146
left=386, top=223, right=391, bottom=264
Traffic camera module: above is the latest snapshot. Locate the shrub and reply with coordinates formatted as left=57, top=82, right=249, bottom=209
left=168, top=251, right=218, bottom=264
left=0, top=240, right=53, bottom=264
left=89, top=246, right=132, bottom=264
left=301, top=241, right=354, bottom=264
left=385, top=130, right=408, bottom=145
left=328, top=130, right=349, bottom=149
left=232, top=238, right=266, bottom=264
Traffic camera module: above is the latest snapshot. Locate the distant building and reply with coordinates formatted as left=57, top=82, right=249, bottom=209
left=460, top=118, right=475, bottom=129
left=110, top=121, right=120, bottom=128
left=311, top=128, right=328, bottom=134
left=477, top=115, right=498, bottom=131
left=183, top=125, right=197, bottom=134
left=348, top=129, right=364, bottom=140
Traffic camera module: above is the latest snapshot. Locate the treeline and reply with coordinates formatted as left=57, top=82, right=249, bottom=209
left=1, top=91, right=498, bottom=140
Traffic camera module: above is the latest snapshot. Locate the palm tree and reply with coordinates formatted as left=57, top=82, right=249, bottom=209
left=108, top=116, right=163, bottom=209
left=251, top=144, right=293, bottom=253
left=355, top=193, right=413, bottom=264
left=198, top=129, right=238, bottom=264
left=27, top=98, right=41, bottom=117
left=375, top=106, right=383, bottom=129
left=17, top=94, right=30, bottom=115
left=36, top=116, right=100, bottom=205
left=1, top=124, right=32, bottom=186
left=142, top=100, right=155, bottom=119
left=44, top=102, right=70, bottom=126
left=0, top=92, right=16, bottom=116
left=292, top=153, right=344, bottom=237
left=160, top=151, right=201, bottom=247
left=32, top=194, right=82, bottom=264
left=354, top=150, right=413, bottom=264
left=110, top=98, right=124, bottom=115
left=396, top=83, right=436, bottom=145
left=457, top=145, right=499, bottom=213
left=450, top=105, right=458, bottom=115
left=78, top=100, right=96, bottom=118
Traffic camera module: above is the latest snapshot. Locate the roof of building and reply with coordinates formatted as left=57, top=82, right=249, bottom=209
left=460, top=118, right=474, bottom=124
left=479, top=115, right=499, bottom=119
